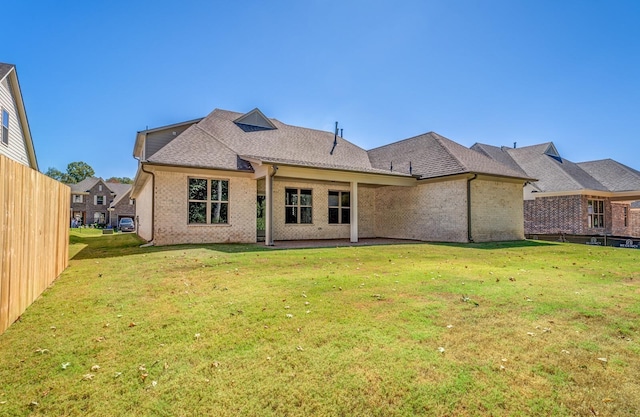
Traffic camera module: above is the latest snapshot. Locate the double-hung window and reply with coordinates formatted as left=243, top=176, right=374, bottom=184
left=73, top=194, right=83, bottom=203
left=188, top=178, right=229, bottom=224
left=285, top=188, right=312, bottom=224
left=1, top=109, right=8, bottom=145
left=328, top=191, right=350, bottom=224
left=587, top=199, right=604, bottom=228
left=95, top=195, right=104, bottom=205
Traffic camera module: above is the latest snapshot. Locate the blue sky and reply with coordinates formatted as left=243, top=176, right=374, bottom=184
left=5, top=0, right=640, bottom=179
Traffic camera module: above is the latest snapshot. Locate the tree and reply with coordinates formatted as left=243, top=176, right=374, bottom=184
left=44, top=161, right=95, bottom=184
left=44, top=167, right=69, bottom=182
left=106, top=176, right=133, bottom=184
left=66, top=162, right=95, bottom=183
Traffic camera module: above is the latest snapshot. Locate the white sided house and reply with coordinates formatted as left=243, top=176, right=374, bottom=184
left=131, top=108, right=533, bottom=246
left=0, top=63, right=37, bottom=169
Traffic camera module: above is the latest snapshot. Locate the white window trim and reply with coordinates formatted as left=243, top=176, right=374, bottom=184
left=1, top=108, right=8, bottom=146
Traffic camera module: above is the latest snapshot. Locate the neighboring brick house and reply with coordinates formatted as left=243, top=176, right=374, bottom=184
left=471, top=142, right=640, bottom=240
left=69, top=177, right=134, bottom=227
left=131, top=107, right=533, bottom=246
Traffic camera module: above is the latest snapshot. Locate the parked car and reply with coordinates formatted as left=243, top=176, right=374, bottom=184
left=118, top=218, right=135, bottom=232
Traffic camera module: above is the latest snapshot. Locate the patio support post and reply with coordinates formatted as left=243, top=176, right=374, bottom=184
left=350, top=181, right=358, bottom=243
left=265, top=165, right=276, bottom=246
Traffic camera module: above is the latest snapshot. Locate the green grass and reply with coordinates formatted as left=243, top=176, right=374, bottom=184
left=1, top=231, right=639, bottom=416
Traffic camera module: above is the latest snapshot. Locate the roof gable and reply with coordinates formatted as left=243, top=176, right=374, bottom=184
left=476, top=142, right=610, bottom=193
left=233, top=108, right=277, bottom=132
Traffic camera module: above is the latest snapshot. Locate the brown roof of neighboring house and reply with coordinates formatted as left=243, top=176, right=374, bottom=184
left=472, top=142, right=640, bottom=194
left=368, top=132, right=533, bottom=180
left=577, top=159, right=640, bottom=192
left=473, top=142, right=608, bottom=192
left=69, top=177, right=131, bottom=198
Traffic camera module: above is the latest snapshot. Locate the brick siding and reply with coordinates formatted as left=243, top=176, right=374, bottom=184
left=152, top=171, right=256, bottom=245
left=374, top=179, right=469, bottom=242
left=142, top=169, right=528, bottom=245
left=470, top=178, right=524, bottom=242
left=524, top=195, right=640, bottom=238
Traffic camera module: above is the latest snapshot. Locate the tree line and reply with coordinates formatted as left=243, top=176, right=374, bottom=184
left=45, top=161, right=132, bottom=184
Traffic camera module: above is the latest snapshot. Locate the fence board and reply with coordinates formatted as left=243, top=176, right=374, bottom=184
left=0, top=155, right=70, bottom=334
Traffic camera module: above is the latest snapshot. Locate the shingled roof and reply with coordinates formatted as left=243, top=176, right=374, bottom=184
left=69, top=177, right=131, bottom=198
left=577, top=159, right=640, bottom=192
left=472, top=142, right=640, bottom=194
left=147, top=108, right=410, bottom=176
left=368, top=132, right=532, bottom=180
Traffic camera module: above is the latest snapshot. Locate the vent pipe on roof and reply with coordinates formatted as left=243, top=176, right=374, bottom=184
left=409, top=161, right=412, bottom=175
left=390, top=161, right=393, bottom=172
left=513, top=142, right=517, bottom=148
left=340, top=128, right=343, bottom=137
left=330, top=122, right=339, bottom=155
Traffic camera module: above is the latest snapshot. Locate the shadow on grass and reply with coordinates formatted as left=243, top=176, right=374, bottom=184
left=70, top=232, right=271, bottom=260
left=70, top=229, right=557, bottom=261
left=431, top=239, right=558, bottom=250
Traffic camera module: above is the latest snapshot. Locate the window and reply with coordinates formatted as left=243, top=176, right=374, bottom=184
left=95, top=195, right=104, bottom=205
left=624, top=206, right=628, bottom=227
left=1, top=109, right=8, bottom=145
left=72, top=194, right=83, bottom=203
left=188, top=178, right=229, bottom=224
left=587, top=199, right=604, bottom=228
left=98, top=185, right=103, bottom=191
left=285, top=188, right=312, bottom=224
left=328, top=191, right=350, bottom=224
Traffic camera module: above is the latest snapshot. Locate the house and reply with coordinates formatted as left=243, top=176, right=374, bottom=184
left=0, top=63, right=38, bottom=169
left=471, top=142, right=640, bottom=240
left=69, top=177, right=134, bottom=227
left=130, top=108, right=533, bottom=246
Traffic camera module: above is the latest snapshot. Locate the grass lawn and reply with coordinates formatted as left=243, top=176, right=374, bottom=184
left=1, top=230, right=639, bottom=416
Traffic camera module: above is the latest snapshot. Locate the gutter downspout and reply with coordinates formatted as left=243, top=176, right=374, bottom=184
left=467, top=174, right=478, bottom=243
left=140, top=163, right=155, bottom=246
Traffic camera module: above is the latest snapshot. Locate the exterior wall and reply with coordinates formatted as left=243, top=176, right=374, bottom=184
left=134, top=177, right=154, bottom=242
left=357, top=185, right=376, bottom=238
left=470, top=178, right=524, bottom=242
left=85, top=181, right=111, bottom=225
left=524, top=194, right=621, bottom=236
left=0, top=76, right=30, bottom=167
left=152, top=170, right=256, bottom=245
left=524, top=195, right=585, bottom=235
left=70, top=183, right=113, bottom=226
left=374, top=179, right=468, bottom=242
left=611, top=202, right=640, bottom=238
left=630, top=209, right=640, bottom=238
left=272, top=179, right=359, bottom=241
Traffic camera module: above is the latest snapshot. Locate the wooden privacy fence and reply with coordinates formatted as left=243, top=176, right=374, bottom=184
left=0, top=155, right=70, bottom=335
